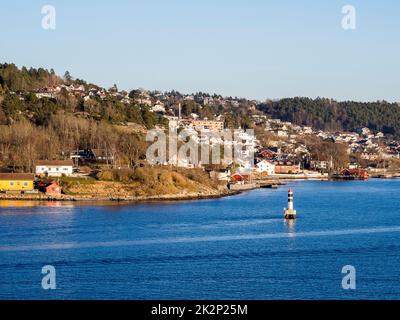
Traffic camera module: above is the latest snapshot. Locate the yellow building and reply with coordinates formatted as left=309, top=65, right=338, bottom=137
left=191, top=120, right=224, bottom=131
left=0, top=173, right=35, bottom=192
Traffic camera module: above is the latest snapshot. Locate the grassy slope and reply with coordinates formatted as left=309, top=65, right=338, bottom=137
left=59, top=167, right=225, bottom=198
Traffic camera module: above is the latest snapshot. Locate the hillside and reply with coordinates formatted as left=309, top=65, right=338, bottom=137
left=0, top=63, right=162, bottom=129
left=258, top=97, right=400, bottom=136
left=0, top=63, right=62, bottom=92
left=2, top=63, right=400, bottom=137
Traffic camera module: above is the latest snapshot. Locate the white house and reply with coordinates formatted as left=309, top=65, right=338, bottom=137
left=35, top=160, right=74, bottom=177
left=360, top=127, right=371, bottom=136
left=151, top=104, right=166, bottom=113
left=210, top=169, right=231, bottom=181
left=303, top=127, right=313, bottom=134
left=35, top=92, right=56, bottom=99
left=255, top=160, right=275, bottom=175
left=275, top=130, right=289, bottom=137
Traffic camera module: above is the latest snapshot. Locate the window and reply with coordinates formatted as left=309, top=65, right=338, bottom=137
left=10, top=182, right=14, bottom=186
left=24, top=182, right=28, bottom=187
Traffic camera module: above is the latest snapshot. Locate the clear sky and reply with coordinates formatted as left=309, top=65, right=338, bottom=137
left=1, top=0, right=399, bottom=102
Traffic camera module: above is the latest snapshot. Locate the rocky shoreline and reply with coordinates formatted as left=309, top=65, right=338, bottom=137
left=0, top=189, right=241, bottom=203
left=0, top=175, right=335, bottom=204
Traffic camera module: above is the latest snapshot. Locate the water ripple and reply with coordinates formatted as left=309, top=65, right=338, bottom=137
left=2, top=226, right=400, bottom=252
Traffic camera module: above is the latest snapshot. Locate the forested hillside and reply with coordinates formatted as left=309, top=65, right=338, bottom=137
left=258, top=97, right=400, bottom=136
left=0, top=63, right=62, bottom=91
left=0, top=63, right=161, bottom=128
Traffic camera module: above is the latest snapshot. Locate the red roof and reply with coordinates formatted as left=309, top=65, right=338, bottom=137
left=0, top=173, right=34, bottom=181
left=36, top=160, right=73, bottom=166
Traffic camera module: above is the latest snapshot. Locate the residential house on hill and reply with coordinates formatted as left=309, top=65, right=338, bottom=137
left=257, top=148, right=277, bottom=160
left=35, top=160, right=74, bottom=177
left=209, top=168, right=231, bottom=181
left=70, top=149, right=114, bottom=164
left=191, top=119, right=224, bottom=131
left=255, top=160, right=275, bottom=175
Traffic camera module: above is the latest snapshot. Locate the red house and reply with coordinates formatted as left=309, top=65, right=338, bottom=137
left=274, top=162, right=301, bottom=174
left=231, top=173, right=251, bottom=182
left=38, top=180, right=62, bottom=195
left=258, top=148, right=276, bottom=160
left=340, top=168, right=369, bottom=180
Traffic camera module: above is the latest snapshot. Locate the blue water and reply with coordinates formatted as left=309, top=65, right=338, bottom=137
left=1, top=179, right=400, bottom=299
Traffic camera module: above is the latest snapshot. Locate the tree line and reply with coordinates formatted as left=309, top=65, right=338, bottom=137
left=0, top=114, right=147, bottom=172
left=0, top=63, right=61, bottom=92
left=258, top=97, right=400, bottom=137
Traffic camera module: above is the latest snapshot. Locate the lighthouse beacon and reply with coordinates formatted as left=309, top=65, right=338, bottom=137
left=284, top=189, right=297, bottom=220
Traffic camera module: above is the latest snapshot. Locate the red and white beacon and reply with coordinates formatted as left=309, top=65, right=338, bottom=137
left=284, top=189, right=297, bottom=220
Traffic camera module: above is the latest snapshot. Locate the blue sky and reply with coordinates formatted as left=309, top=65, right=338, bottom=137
left=1, top=0, right=399, bottom=101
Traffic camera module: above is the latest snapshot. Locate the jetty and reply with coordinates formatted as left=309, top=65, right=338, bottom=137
left=260, top=184, right=279, bottom=189
left=228, top=183, right=257, bottom=191
left=369, top=169, right=400, bottom=179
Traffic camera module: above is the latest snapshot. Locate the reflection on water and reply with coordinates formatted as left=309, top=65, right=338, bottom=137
left=0, top=200, right=136, bottom=210
left=285, top=219, right=296, bottom=237
left=0, top=200, right=63, bottom=208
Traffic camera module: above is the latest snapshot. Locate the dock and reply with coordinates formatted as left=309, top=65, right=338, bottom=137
left=260, top=184, right=279, bottom=189
left=228, top=183, right=257, bottom=191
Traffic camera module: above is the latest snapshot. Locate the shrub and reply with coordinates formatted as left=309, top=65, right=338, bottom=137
left=96, top=170, right=113, bottom=181
left=113, top=168, right=135, bottom=183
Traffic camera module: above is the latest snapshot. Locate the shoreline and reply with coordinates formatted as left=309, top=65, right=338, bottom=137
left=1, top=176, right=395, bottom=204
left=0, top=189, right=241, bottom=203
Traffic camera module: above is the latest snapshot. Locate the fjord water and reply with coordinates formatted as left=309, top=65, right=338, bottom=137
left=1, top=180, right=400, bottom=299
